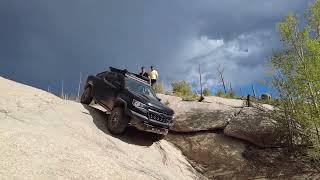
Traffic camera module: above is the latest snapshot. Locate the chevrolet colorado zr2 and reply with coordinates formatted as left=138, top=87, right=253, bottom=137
left=81, top=67, right=175, bottom=138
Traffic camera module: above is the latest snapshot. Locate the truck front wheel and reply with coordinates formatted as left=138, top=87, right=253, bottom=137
left=107, top=107, right=129, bottom=134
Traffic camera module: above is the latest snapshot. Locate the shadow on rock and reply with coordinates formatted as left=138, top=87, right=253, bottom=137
left=165, top=133, right=246, bottom=179
left=83, top=105, right=156, bottom=147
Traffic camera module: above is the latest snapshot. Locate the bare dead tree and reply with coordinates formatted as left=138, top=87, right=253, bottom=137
left=240, top=87, right=244, bottom=97
left=247, top=94, right=251, bottom=107
left=61, top=80, right=64, bottom=98
left=251, top=84, right=256, bottom=98
left=77, top=72, right=82, bottom=101
left=217, top=64, right=227, bottom=94
left=199, top=64, right=204, bottom=102
left=229, top=82, right=233, bottom=93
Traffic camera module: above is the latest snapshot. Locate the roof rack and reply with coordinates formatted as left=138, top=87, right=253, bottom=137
left=109, top=67, right=150, bottom=83
left=109, top=67, right=128, bottom=74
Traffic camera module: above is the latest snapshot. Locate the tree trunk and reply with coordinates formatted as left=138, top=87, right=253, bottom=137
left=222, top=78, right=226, bottom=94
left=251, top=85, right=256, bottom=98
left=199, top=64, right=204, bottom=102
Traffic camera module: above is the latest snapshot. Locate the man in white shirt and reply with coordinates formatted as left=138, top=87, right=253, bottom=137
left=149, top=66, right=158, bottom=87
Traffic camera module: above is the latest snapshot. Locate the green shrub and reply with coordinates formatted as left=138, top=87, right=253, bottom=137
left=215, top=90, right=224, bottom=97
left=171, top=81, right=192, bottom=97
left=182, top=93, right=199, bottom=101
left=215, top=90, right=236, bottom=99
left=269, top=0, right=320, bottom=157
left=225, top=91, right=235, bottom=99
left=203, top=88, right=211, bottom=96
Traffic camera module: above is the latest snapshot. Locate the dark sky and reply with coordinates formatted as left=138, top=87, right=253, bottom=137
left=0, top=0, right=313, bottom=95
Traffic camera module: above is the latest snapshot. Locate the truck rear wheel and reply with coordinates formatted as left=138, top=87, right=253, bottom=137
left=107, top=107, right=129, bottom=134
left=80, top=86, right=93, bottom=105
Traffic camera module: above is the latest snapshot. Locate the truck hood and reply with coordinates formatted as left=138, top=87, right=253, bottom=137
left=131, top=92, right=174, bottom=115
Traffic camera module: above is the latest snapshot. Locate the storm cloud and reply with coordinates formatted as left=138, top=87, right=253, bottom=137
left=0, top=0, right=313, bottom=94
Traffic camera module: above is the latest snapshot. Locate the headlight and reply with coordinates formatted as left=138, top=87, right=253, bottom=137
left=132, top=99, right=147, bottom=109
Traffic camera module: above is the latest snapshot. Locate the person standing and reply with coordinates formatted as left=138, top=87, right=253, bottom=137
left=149, top=66, right=158, bottom=87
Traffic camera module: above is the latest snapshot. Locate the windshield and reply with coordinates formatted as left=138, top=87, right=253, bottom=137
left=125, top=77, right=157, bottom=99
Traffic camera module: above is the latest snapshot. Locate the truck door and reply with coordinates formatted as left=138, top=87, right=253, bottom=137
left=91, top=72, right=108, bottom=102
left=93, top=72, right=124, bottom=110
left=100, top=72, right=124, bottom=110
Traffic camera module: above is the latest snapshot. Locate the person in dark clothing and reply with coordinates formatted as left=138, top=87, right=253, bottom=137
left=139, top=66, right=150, bottom=81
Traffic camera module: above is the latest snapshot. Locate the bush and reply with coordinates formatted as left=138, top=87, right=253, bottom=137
left=224, top=91, right=235, bottom=99
left=215, top=90, right=224, bottom=97
left=171, top=81, right=192, bottom=97
left=269, top=0, right=320, bottom=157
left=182, top=93, right=199, bottom=101
left=203, top=88, right=211, bottom=96
left=261, top=93, right=272, bottom=100
left=215, top=90, right=236, bottom=99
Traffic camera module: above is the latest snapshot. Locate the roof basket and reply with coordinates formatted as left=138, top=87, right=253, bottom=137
left=109, top=67, right=128, bottom=74
left=109, top=67, right=149, bottom=83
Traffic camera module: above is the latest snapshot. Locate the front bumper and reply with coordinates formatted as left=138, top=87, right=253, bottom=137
left=128, top=110, right=174, bottom=135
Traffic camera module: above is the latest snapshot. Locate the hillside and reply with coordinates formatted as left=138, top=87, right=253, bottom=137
left=0, top=77, right=199, bottom=179
left=1, top=76, right=319, bottom=179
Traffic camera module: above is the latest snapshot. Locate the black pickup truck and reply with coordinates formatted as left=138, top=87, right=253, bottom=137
left=81, top=67, right=175, bottom=138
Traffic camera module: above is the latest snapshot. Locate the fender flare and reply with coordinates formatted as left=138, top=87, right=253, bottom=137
left=113, top=98, right=128, bottom=112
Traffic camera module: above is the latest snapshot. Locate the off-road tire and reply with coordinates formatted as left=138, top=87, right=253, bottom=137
left=80, top=86, right=93, bottom=105
left=107, top=107, right=129, bottom=134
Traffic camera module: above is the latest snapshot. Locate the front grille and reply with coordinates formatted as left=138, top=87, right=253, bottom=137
left=148, top=109, right=172, bottom=124
left=148, top=106, right=166, bottom=114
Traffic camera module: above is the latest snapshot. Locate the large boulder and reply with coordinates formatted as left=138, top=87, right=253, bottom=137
left=166, top=133, right=320, bottom=179
left=158, top=93, right=282, bottom=147
left=261, top=93, right=272, bottom=100
left=158, top=94, right=318, bottom=179
left=224, top=107, right=282, bottom=148
left=157, top=94, right=242, bottom=132
left=171, top=109, right=232, bottom=132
